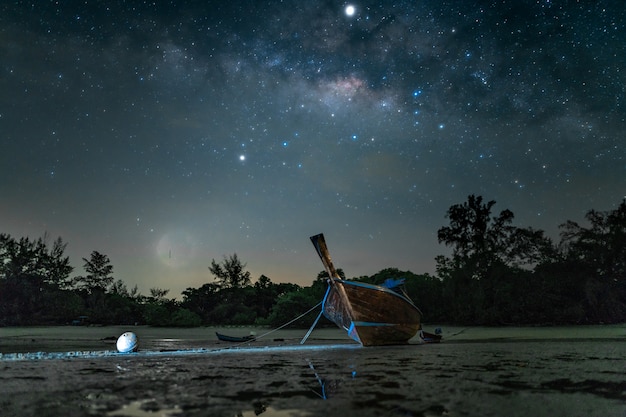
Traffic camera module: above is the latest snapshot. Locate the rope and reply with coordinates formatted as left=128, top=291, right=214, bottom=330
left=223, top=301, right=323, bottom=349
left=300, top=286, right=329, bottom=344
left=252, top=301, right=322, bottom=341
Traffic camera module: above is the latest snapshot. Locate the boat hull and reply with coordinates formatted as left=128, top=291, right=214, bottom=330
left=323, top=279, right=422, bottom=346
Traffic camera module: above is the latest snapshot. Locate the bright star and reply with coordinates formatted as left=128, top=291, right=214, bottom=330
left=239, top=155, right=246, bottom=161
left=345, top=4, right=356, bottom=17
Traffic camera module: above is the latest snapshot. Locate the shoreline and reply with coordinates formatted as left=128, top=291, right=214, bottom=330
left=1, top=324, right=624, bottom=356
left=1, top=325, right=625, bottom=416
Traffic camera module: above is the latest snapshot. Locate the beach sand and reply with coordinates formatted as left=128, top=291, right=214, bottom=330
left=1, top=325, right=625, bottom=416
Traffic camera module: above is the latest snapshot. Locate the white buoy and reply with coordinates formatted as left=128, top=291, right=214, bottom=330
left=116, top=332, right=138, bottom=353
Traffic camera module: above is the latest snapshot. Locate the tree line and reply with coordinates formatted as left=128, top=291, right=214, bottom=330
left=1, top=195, right=624, bottom=327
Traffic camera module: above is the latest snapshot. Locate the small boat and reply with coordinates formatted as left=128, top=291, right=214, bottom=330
left=310, top=233, right=423, bottom=346
left=215, top=332, right=255, bottom=343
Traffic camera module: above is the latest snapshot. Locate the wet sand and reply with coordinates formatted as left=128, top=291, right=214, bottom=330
left=1, top=325, right=625, bottom=416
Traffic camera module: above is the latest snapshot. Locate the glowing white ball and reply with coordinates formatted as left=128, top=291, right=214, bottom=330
left=116, top=332, right=138, bottom=353
left=345, top=5, right=356, bottom=16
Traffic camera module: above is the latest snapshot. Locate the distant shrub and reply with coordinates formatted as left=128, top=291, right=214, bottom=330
left=170, top=308, right=202, bottom=327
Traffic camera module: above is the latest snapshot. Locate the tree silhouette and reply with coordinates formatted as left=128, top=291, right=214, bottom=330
left=209, top=253, right=251, bottom=289
left=438, top=195, right=513, bottom=274
left=438, top=194, right=555, bottom=276
left=436, top=195, right=557, bottom=324
left=558, top=199, right=626, bottom=322
left=0, top=233, right=73, bottom=289
left=1, top=198, right=624, bottom=327
left=73, top=251, right=114, bottom=293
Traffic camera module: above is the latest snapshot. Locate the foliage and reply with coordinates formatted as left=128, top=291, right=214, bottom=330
left=265, top=289, right=321, bottom=328
left=143, top=302, right=172, bottom=326
left=437, top=194, right=554, bottom=275
left=0, top=234, right=75, bottom=325
left=317, top=268, right=346, bottom=280
left=170, top=308, right=202, bottom=327
left=73, top=251, right=115, bottom=293
left=1, top=197, right=625, bottom=327
left=143, top=300, right=201, bottom=327
left=209, top=253, right=251, bottom=289
left=435, top=195, right=626, bottom=325
left=0, top=233, right=74, bottom=289
left=557, top=199, right=626, bottom=322
left=180, top=283, right=221, bottom=323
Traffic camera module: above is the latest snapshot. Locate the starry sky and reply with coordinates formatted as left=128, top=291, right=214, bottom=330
left=1, top=1, right=624, bottom=298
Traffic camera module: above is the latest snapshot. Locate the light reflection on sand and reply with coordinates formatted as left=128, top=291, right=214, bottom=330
left=239, top=407, right=314, bottom=417
left=1, top=326, right=625, bottom=416
left=107, top=399, right=183, bottom=416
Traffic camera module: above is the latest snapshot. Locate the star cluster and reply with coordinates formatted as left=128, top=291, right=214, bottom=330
left=1, top=1, right=624, bottom=296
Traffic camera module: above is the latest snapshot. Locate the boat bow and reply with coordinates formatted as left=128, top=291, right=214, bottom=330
left=310, top=234, right=422, bottom=346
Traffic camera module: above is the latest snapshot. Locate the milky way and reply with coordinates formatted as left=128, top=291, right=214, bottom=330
left=1, top=1, right=624, bottom=297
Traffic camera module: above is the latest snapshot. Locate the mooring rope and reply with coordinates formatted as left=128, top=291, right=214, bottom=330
left=300, top=285, right=330, bottom=344
left=255, top=301, right=322, bottom=340
left=231, top=301, right=322, bottom=346
left=0, top=302, right=327, bottom=361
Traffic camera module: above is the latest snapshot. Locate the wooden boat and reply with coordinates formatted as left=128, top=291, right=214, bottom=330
left=310, top=233, right=423, bottom=346
left=215, top=332, right=255, bottom=343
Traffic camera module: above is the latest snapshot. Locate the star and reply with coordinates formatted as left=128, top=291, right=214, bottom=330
left=0, top=0, right=622, bottom=299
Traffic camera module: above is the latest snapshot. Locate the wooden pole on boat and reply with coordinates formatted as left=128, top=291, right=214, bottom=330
left=300, top=309, right=323, bottom=344
left=310, top=234, right=358, bottom=337
left=309, top=233, right=341, bottom=279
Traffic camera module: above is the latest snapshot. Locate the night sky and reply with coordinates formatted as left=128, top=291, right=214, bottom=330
left=1, top=1, right=624, bottom=297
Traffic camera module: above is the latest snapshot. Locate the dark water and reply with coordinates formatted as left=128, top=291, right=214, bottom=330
left=0, top=327, right=625, bottom=416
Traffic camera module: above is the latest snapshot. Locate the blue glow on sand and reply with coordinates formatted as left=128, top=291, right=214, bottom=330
left=0, top=343, right=361, bottom=362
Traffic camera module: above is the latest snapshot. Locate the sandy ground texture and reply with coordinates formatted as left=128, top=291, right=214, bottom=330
left=0, top=325, right=625, bottom=417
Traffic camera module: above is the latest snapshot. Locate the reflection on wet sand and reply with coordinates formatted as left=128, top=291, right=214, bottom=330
left=307, top=359, right=358, bottom=400
left=238, top=406, right=314, bottom=417
left=1, top=326, right=625, bottom=416
left=107, top=399, right=182, bottom=416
